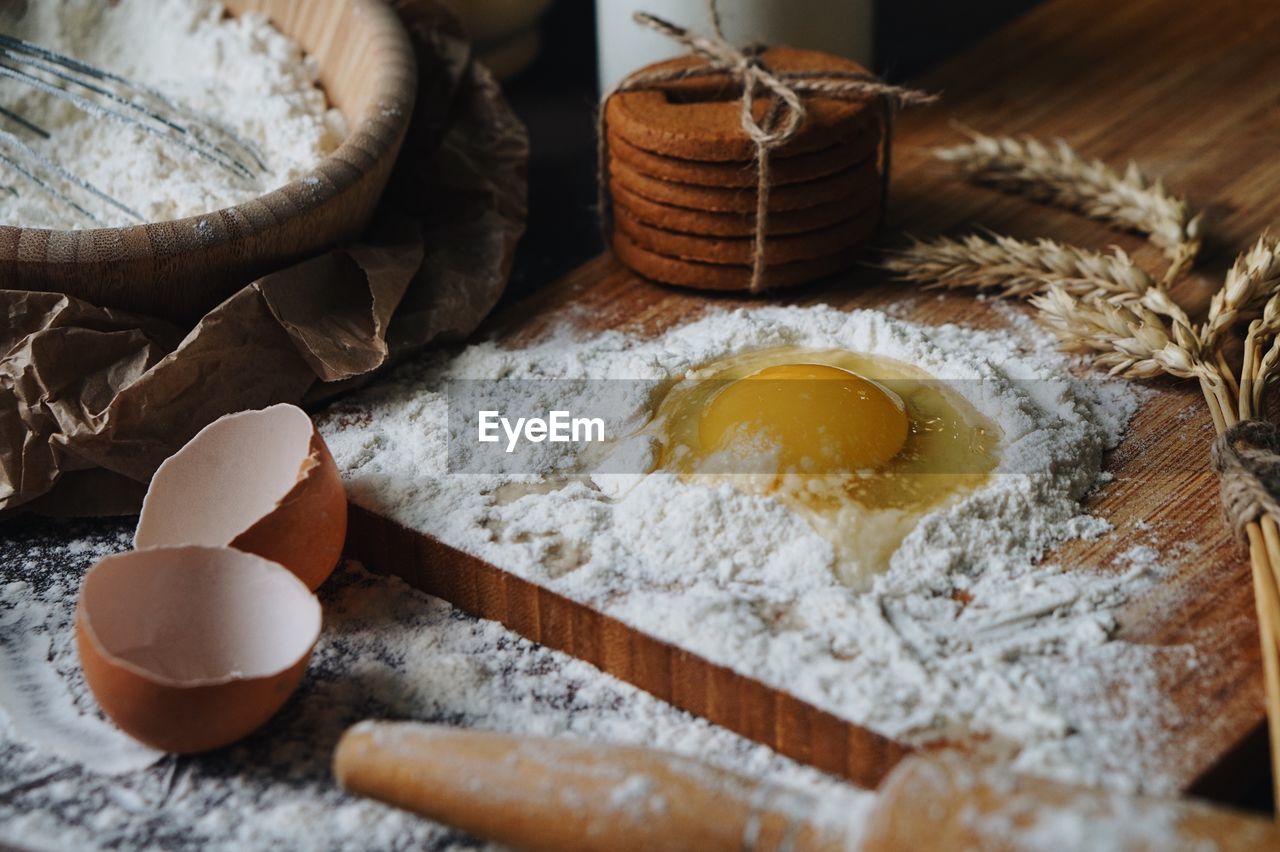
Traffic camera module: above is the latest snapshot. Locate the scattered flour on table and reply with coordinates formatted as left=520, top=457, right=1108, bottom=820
left=318, top=303, right=1196, bottom=793
left=0, top=523, right=869, bottom=850
left=0, top=529, right=161, bottom=776
left=0, top=0, right=346, bottom=229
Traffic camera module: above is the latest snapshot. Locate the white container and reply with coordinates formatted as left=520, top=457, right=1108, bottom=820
left=595, top=0, right=874, bottom=94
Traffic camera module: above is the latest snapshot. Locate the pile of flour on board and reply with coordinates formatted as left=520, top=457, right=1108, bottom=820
left=0, top=0, right=346, bottom=229
left=319, top=303, right=1200, bottom=794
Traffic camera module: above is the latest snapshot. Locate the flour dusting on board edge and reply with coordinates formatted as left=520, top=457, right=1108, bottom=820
left=1, top=525, right=860, bottom=850
left=318, top=303, right=1193, bottom=793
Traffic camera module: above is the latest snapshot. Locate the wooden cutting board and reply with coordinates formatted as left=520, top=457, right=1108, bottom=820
left=346, top=0, right=1280, bottom=794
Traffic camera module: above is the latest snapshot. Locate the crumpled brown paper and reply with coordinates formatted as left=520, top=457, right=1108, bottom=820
left=0, top=0, right=528, bottom=516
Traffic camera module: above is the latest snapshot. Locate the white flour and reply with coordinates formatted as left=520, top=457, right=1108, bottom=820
left=317, top=303, right=1195, bottom=793
left=0, top=0, right=346, bottom=229
left=0, top=523, right=870, bottom=850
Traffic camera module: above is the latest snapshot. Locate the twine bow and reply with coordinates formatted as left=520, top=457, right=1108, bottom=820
left=600, top=1, right=936, bottom=292
left=1211, top=419, right=1280, bottom=542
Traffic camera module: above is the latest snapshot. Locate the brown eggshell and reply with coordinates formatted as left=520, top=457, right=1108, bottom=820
left=135, top=403, right=348, bottom=590
left=76, top=546, right=322, bottom=753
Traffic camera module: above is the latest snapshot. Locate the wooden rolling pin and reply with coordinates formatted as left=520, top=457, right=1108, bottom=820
left=333, top=721, right=1279, bottom=851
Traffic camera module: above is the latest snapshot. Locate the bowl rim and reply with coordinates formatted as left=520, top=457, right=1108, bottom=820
left=0, top=0, right=418, bottom=247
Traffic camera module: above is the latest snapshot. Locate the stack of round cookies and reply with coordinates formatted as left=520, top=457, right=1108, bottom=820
left=603, top=47, right=889, bottom=292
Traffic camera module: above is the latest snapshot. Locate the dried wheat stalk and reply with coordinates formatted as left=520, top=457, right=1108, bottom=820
left=1029, top=284, right=1229, bottom=429
left=895, top=131, right=1280, bottom=810
left=935, top=129, right=1204, bottom=281
left=1030, top=286, right=1204, bottom=379
left=1229, top=283, right=1280, bottom=816
left=1204, top=233, right=1280, bottom=351
left=889, top=130, right=1218, bottom=406
left=1034, top=241, right=1280, bottom=815
left=883, top=234, right=1154, bottom=299
left=1251, top=303, right=1280, bottom=418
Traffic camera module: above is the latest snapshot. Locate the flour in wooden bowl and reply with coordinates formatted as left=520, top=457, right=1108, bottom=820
left=318, top=304, right=1195, bottom=793
left=0, top=0, right=347, bottom=229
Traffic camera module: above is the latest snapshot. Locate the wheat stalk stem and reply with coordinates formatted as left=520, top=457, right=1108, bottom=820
left=1218, top=350, right=1242, bottom=401
left=1247, top=520, right=1280, bottom=817
left=1256, top=336, right=1280, bottom=417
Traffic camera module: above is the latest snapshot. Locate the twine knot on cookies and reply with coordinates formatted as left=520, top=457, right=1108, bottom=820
left=600, top=1, right=935, bottom=292
left=1211, top=419, right=1280, bottom=541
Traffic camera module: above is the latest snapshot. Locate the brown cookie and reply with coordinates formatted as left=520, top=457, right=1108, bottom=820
left=610, top=181, right=878, bottom=238
left=613, top=205, right=877, bottom=265
left=605, top=47, right=884, bottom=162
left=609, top=156, right=880, bottom=213
left=607, top=125, right=881, bottom=189
left=611, top=228, right=863, bottom=292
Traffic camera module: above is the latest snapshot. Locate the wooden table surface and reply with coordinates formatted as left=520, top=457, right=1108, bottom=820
left=350, top=0, right=1280, bottom=797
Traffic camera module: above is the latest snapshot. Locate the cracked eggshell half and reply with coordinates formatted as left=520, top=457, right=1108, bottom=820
left=75, top=545, right=322, bottom=753
left=135, top=403, right=347, bottom=590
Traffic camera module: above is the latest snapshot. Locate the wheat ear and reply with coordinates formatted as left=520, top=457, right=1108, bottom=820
left=936, top=130, right=1204, bottom=281
left=883, top=234, right=1154, bottom=299
left=1030, top=286, right=1205, bottom=378
left=1203, top=232, right=1280, bottom=352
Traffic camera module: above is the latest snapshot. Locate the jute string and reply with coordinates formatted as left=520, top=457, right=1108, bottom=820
left=1212, top=419, right=1280, bottom=542
left=597, top=1, right=936, bottom=292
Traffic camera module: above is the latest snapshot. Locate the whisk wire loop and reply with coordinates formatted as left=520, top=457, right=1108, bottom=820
left=0, top=33, right=268, bottom=226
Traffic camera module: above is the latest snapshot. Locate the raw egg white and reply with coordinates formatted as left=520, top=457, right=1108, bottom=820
left=652, top=346, right=1000, bottom=586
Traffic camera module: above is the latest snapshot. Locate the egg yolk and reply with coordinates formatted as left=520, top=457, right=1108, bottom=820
left=697, top=363, right=909, bottom=474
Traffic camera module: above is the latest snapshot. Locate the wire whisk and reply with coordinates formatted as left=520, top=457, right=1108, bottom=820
left=0, top=33, right=267, bottom=226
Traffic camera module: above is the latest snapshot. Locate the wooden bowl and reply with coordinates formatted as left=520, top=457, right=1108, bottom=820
left=0, top=0, right=417, bottom=322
